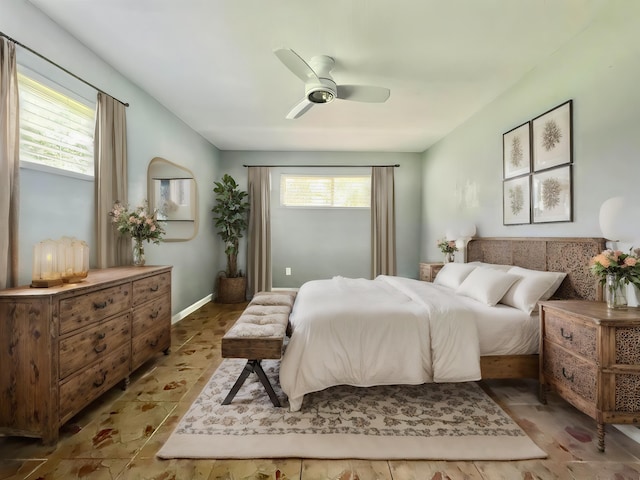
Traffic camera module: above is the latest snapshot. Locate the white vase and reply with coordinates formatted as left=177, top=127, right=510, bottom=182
left=444, top=252, right=455, bottom=263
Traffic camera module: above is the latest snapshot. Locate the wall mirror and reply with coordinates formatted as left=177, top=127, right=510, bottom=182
left=147, top=157, right=198, bottom=241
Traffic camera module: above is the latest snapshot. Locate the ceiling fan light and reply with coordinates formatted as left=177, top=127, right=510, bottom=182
left=308, top=89, right=334, bottom=104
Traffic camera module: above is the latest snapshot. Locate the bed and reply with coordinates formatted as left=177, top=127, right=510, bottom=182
left=280, top=237, right=605, bottom=411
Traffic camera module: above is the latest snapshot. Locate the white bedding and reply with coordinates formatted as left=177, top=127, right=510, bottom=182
left=280, top=275, right=486, bottom=411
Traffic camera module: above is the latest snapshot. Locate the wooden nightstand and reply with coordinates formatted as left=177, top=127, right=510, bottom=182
left=539, top=300, right=640, bottom=452
left=419, top=262, right=444, bottom=282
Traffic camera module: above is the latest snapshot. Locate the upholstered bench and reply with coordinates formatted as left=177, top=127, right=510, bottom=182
left=221, top=291, right=296, bottom=407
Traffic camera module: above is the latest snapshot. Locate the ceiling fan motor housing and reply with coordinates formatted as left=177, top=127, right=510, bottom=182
left=306, top=77, right=337, bottom=104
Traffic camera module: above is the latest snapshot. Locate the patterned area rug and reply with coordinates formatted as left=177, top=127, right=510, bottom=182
left=157, top=359, right=546, bottom=460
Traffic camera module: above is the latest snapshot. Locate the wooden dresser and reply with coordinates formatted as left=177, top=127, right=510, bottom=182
left=0, top=266, right=172, bottom=443
left=419, top=262, right=444, bottom=282
left=539, top=300, right=640, bottom=451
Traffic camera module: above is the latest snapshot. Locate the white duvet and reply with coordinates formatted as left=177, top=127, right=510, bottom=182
left=279, top=275, right=482, bottom=411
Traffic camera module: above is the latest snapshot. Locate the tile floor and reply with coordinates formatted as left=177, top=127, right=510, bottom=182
left=1, top=301, right=640, bottom=479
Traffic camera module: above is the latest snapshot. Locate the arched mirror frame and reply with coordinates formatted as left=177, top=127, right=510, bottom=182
left=147, top=156, right=199, bottom=242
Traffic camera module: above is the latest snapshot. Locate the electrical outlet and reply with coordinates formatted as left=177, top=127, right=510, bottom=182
left=285, top=267, right=292, bottom=276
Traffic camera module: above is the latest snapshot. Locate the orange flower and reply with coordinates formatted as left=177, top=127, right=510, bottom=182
left=625, top=257, right=637, bottom=267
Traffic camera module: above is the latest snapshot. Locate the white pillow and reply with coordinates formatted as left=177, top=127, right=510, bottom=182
left=455, top=267, right=520, bottom=306
left=467, top=261, right=512, bottom=272
left=433, top=263, right=477, bottom=289
left=500, top=267, right=567, bottom=314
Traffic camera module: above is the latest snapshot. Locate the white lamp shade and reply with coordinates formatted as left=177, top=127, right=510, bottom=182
left=599, top=197, right=639, bottom=242
left=458, top=222, right=476, bottom=239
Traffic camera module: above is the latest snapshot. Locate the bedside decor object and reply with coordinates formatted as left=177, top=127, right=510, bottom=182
left=590, top=248, right=640, bottom=309
left=437, top=238, right=458, bottom=263
left=31, top=237, right=90, bottom=287
left=532, top=100, right=572, bottom=172
left=109, top=201, right=165, bottom=266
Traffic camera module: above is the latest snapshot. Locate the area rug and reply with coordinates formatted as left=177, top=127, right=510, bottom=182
left=157, top=359, right=546, bottom=460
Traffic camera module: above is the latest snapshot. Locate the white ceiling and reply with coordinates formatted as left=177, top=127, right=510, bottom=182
left=28, top=0, right=608, bottom=153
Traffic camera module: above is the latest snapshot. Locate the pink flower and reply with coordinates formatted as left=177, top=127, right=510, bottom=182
left=150, top=225, right=156, bottom=232
left=625, top=257, right=637, bottom=266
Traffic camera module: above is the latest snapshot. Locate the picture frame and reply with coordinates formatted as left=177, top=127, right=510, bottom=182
left=503, top=175, right=531, bottom=225
left=532, top=165, right=572, bottom=223
left=532, top=100, right=572, bottom=172
left=503, top=122, right=531, bottom=179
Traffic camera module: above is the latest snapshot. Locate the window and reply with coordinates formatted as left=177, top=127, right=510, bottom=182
left=17, top=71, right=96, bottom=177
left=280, top=175, right=371, bottom=208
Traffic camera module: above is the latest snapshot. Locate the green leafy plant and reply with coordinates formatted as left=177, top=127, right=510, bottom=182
left=211, top=174, right=250, bottom=278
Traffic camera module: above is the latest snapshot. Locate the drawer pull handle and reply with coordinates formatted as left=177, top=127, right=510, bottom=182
left=94, top=344, right=107, bottom=353
left=150, top=338, right=159, bottom=347
left=93, top=371, right=107, bottom=387
left=150, top=310, right=159, bottom=319
left=562, top=367, right=574, bottom=382
left=93, top=301, right=107, bottom=310
left=150, top=285, right=159, bottom=292
left=97, top=332, right=106, bottom=340
left=560, top=328, right=573, bottom=341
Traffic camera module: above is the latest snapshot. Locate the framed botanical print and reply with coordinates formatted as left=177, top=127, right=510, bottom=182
left=532, top=100, right=572, bottom=171
left=532, top=165, right=572, bottom=223
left=503, top=122, right=531, bottom=179
left=503, top=175, right=531, bottom=225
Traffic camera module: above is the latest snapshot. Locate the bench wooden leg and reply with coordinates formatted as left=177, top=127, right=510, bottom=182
left=222, top=360, right=281, bottom=407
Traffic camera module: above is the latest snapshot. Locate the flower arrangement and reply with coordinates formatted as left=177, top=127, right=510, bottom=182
left=589, top=248, right=640, bottom=287
left=437, top=239, right=458, bottom=254
left=109, top=201, right=165, bottom=244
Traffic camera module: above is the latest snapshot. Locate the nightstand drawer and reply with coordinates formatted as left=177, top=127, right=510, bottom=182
left=544, top=309, right=597, bottom=361
left=419, top=262, right=444, bottom=282
left=543, top=342, right=597, bottom=404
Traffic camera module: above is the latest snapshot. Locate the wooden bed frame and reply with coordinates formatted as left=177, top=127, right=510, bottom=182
left=468, top=237, right=606, bottom=379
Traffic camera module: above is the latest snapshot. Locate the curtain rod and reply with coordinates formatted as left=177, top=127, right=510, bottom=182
left=1, top=31, right=129, bottom=107
left=243, top=164, right=400, bottom=168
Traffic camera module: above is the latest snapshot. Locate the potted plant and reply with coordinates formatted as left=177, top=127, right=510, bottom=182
left=212, top=174, right=250, bottom=303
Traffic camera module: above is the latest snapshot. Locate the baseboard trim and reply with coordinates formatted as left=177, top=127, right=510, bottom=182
left=171, top=294, right=213, bottom=325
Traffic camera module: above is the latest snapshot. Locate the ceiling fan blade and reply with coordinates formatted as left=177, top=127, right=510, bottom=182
left=336, top=85, right=390, bottom=103
left=286, top=98, right=314, bottom=119
left=274, top=48, right=318, bottom=82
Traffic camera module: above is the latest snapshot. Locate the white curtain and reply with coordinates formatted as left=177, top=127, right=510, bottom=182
left=247, top=166, right=271, bottom=295
left=0, top=38, right=19, bottom=289
left=94, top=92, right=129, bottom=268
left=371, top=166, right=396, bottom=277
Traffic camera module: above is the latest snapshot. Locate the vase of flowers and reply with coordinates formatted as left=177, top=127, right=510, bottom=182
left=109, top=201, right=165, bottom=266
left=590, top=248, right=640, bottom=309
left=437, top=238, right=458, bottom=263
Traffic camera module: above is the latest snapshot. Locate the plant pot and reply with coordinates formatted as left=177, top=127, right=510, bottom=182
left=217, top=276, right=247, bottom=304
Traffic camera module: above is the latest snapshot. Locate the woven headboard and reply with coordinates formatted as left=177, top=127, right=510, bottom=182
left=466, top=237, right=606, bottom=301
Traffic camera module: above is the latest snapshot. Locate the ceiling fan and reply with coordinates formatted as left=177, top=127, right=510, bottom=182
left=274, top=48, right=390, bottom=120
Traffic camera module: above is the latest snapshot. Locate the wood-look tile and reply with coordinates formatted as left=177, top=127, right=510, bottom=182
left=208, top=459, right=301, bottom=480
left=473, top=460, right=575, bottom=480
left=24, top=458, right=128, bottom=480
left=301, top=460, right=391, bottom=480
left=388, top=460, right=484, bottom=480
left=53, top=401, right=176, bottom=460
left=120, top=366, right=205, bottom=402
left=118, top=457, right=218, bottom=479
left=0, top=459, right=46, bottom=480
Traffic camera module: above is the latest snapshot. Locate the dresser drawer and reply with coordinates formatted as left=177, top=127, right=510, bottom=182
left=131, top=325, right=170, bottom=371
left=544, top=309, right=597, bottom=361
left=59, top=313, right=131, bottom=380
left=59, top=284, right=131, bottom=335
left=58, top=344, right=130, bottom=423
left=132, top=272, right=171, bottom=307
left=543, top=342, right=597, bottom=404
left=132, top=296, right=171, bottom=337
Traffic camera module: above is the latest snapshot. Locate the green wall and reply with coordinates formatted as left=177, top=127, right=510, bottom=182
left=421, top=2, right=640, bottom=262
